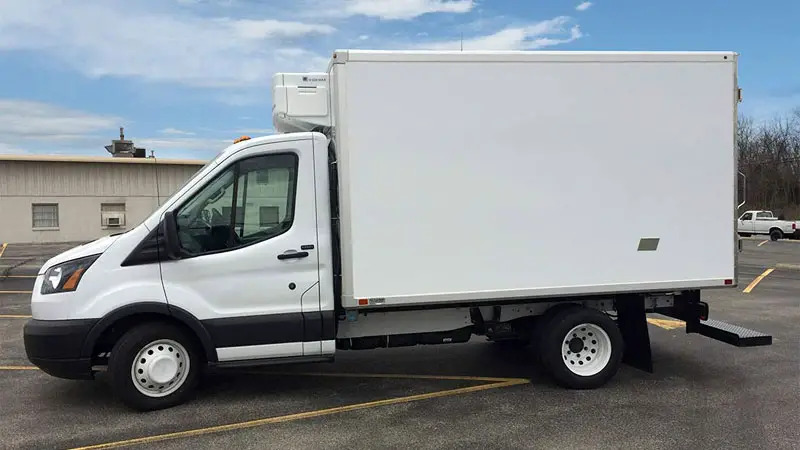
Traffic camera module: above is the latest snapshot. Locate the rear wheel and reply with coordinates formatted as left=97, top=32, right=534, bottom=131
left=770, top=229, right=783, bottom=241
left=108, top=322, right=203, bottom=411
left=538, top=306, right=623, bottom=389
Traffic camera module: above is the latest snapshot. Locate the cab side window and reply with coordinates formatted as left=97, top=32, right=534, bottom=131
left=740, top=213, right=753, bottom=221
left=175, top=153, right=298, bottom=256
left=234, top=156, right=297, bottom=242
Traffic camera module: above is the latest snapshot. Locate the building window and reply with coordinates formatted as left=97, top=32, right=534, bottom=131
left=259, top=206, right=280, bottom=227
left=256, top=170, right=270, bottom=184
left=32, top=204, right=59, bottom=229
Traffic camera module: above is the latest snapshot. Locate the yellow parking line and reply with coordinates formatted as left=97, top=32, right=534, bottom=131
left=0, top=243, right=6, bottom=258
left=70, top=375, right=529, bottom=450
left=646, top=318, right=685, bottom=330
left=0, top=365, right=38, bottom=370
left=0, top=291, right=32, bottom=294
left=0, top=275, right=37, bottom=278
left=743, top=268, right=774, bottom=293
left=0, top=314, right=31, bottom=319
left=757, top=240, right=769, bottom=247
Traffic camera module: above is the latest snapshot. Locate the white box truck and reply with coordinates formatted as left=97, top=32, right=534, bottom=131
left=23, top=50, right=772, bottom=411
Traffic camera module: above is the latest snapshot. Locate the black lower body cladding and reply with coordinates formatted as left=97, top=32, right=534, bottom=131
left=23, top=318, right=98, bottom=380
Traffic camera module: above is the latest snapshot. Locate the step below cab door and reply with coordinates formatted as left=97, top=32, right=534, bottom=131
left=158, top=136, right=325, bottom=363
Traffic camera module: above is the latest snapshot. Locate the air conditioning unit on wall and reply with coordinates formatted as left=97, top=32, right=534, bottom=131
left=102, top=212, right=126, bottom=227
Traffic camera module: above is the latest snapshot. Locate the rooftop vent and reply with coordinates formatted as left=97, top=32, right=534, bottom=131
left=105, top=127, right=146, bottom=158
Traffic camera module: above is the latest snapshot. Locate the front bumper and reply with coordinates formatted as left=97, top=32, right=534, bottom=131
left=23, top=318, right=98, bottom=380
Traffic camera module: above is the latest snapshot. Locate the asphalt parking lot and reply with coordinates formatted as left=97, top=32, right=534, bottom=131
left=1, top=238, right=798, bottom=450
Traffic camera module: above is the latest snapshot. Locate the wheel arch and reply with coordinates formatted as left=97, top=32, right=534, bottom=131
left=80, top=302, right=218, bottom=363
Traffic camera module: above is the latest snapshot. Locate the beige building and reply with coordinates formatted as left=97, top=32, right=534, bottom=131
left=0, top=155, right=206, bottom=244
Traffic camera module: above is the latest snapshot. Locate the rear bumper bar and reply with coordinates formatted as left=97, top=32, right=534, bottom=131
left=689, top=318, right=772, bottom=347
left=656, top=290, right=773, bottom=347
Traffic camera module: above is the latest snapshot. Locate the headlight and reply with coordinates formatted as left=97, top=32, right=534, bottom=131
left=40, top=254, right=101, bottom=295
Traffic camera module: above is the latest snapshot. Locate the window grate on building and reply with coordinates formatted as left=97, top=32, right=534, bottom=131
left=32, top=203, right=59, bottom=229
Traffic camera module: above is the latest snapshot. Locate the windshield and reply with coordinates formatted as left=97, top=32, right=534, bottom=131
left=168, top=157, right=217, bottom=202
left=137, top=148, right=232, bottom=230
left=178, top=170, right=235, bottom=222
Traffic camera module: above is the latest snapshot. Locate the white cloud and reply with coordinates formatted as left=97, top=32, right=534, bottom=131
left=0, top=99, right=122, bottom=154
left=0, top=99, right=229, bottom=157
left=0, top=99, right=120, bottom=141
left=0, top=0, right=586, bottom=91
left=322, top=0, right=475, bottom=20
left=135, top=137, right=231, bottom=154
left=0, top=142, right=27, bottom=154
left=0, top=0, right=334, bottom=88
left=421, top=16, right=583, bottom=50
left=226, top=18, right=336, bottom=39
left=160, top=128, right=196, bottom=136
left=576, top=2, right=593, bottom=11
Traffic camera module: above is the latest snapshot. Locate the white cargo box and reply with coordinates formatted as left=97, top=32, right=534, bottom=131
left=324, top=50, right=738, bottom=309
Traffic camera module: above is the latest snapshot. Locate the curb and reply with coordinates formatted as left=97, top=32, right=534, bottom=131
left=775, top=263, right=800, bottom=271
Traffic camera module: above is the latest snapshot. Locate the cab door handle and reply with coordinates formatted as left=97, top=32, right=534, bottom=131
left=277, top=251, right=309, bottom=260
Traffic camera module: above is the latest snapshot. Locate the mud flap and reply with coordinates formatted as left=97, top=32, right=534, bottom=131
left=615, top=294, right=653, bottom=373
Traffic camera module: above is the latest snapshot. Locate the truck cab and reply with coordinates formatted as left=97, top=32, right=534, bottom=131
left=737, top=210, right=797, bottom=240
left=24, top=131, right=337, bottom=411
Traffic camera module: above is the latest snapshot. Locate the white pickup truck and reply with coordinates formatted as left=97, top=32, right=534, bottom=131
left=737, top=210, right=799, bottom=240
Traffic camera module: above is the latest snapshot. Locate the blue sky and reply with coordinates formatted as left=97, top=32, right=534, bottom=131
left=0, top=0, right=797, bottom=159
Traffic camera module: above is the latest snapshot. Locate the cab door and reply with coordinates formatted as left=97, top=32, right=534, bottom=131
left=738, top=212, right=754, bottom=234
left=159, top=138, right=322, bottom=362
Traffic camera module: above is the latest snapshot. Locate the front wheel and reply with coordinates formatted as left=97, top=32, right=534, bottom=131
left=538, top=306, right=623, bottom=389
left=108, top=322, right=203, bottom=411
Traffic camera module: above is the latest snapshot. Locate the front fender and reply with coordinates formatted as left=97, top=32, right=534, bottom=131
left=80, top=302, right=218, bottom=363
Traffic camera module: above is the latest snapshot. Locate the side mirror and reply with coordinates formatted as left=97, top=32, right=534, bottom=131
left=161, top=211, right=181, bottom=260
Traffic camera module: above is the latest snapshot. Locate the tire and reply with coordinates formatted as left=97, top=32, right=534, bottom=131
left=770, top=229, right=783, bottom=241
left=108, top=322, right=203, bottom=411
left=538, top=306, right=623, bottom=390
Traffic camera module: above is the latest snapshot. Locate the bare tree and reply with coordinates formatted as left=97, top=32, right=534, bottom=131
left=738, top=110, right=800, bottom=218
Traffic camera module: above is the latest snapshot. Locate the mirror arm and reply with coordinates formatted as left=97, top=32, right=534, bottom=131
left=161, top=210, right=182, bottom=260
